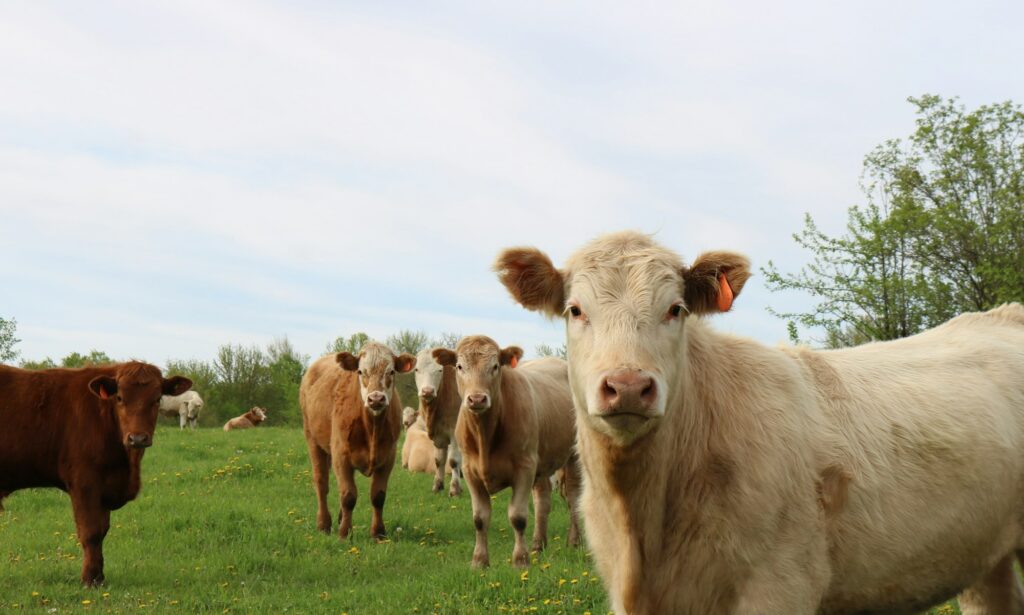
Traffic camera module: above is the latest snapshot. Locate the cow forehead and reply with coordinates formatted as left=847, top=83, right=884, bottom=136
left=358, top=342, right=395, bottom=373
left=456, top=336, right=500, bottom=366
left=415, top=349, right=439, bottom=370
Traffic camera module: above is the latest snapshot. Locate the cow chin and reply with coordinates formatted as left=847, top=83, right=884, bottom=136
left=365, top=402, right=388, bottom=416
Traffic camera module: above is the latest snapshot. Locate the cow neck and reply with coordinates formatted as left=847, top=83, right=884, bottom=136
left=361, top=387, right=396, bottom=468
left=95, top=397, right=146, bottom=499
left=421, top=366, right=459, bottom=446
left=464, top=369, right=514, bottom=472
left=577, top=327, right=715, bottom=614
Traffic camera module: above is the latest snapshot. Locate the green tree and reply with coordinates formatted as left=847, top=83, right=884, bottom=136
left=20, top=357, right=57, bottom=370
left=0, top=317, right=20, bottom=363
left=764, top=95, right=1024, bottom=347
left=430, top=331, right=462, bottom=350
left=386, top=329, right=429, bottom=355
left=325, top=332, right=370, bottom=355
left=535, top=343, right=567, bottom=359
left=61, top=350, right=114, bottom=367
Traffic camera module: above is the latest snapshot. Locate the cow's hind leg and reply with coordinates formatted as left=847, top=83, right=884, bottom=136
left=70, top=489, right=111, bottom=587
left=530, top=475, right=552, bottom=552
left=432, top=445, right=448, bottom=493
left=448, top=453, right=462, bottom=497
left=958, top=554, right=1024, bottom=615
left=562, top=454, right=583, bottom=547
left=305, top=438, right=332, bottom=533
left=179, top=412, right=187, bottom=429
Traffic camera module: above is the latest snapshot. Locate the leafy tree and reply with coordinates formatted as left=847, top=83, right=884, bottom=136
left=430, top=331, right=462, bottom=350
left=0, top=317, right=20, bottom=363
left=535, top=343, right=567, bottom=359
left=764, top=95, right=1024, bottom=347
left=386, top=329, right=429, bottom=354
left=61, top=350, right=114, bottom=368
left=325, top=332, right=370, bottom=355
left=20, top=357, right=57, bottom=370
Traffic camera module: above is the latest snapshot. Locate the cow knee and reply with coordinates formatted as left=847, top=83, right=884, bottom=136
left=511, top=516, right=527, bottom=533
left=474, top=515, right=485, bottom=531
left=371, top=491, right=386, bottom=509
left=342, top=493, right=356, bottom=511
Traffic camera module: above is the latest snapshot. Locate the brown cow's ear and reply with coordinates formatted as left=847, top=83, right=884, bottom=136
left=499, top=346, right=524, bottom=367
left=337, top=352, right=360, bottom=371
left=162, top=376, right=193, bottom=396
left=89, top=376, right=118, bottom=400
left=682, top=251, right=751, bottom=315
left=432, top=348, right=457, bottom=367
left=394, top=353, right=416, bottom=374
left=494, top=248, right=565, bottom=318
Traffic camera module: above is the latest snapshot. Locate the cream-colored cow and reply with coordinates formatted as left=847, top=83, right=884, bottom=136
left=496, top=230, right=1024, bottom=614
left=160, top=390, right=204, bottom=429
left=414, top=348, right=464, bottom=496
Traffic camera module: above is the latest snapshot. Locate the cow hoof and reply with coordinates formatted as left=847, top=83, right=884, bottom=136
left=432, top=481, right=444, bottom=493
left=449, top=484, right=462, bottom=497
left=317, top=523, right=331, bottom=535
left=531, top=540, right=546, bottom=553
left=512, top=553, right=530, bottom=568
left=471, top=556, right=490, bottom=569
left=82, top=574, right=105, bottom=588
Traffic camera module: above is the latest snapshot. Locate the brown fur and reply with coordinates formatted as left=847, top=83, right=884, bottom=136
left=222, top=407, right=266, bottom=431
left=493, top=248, right=566, bottom=316
left=300, top=342, right=413, bottom=540
left=0, top=362, right=191, bottom=585
left=682, top=250, right=752, bottom=315
left=434, top=336, right=581, bottom=568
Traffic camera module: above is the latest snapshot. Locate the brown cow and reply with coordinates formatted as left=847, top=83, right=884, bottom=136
left=414, top=347, right=464, bottom=496
left=223, top=406, right=267, bottom=431
left=0, top=362, right=191, bottom=586
left=300, top=342, right=415, bottom=540
left=496, top=231, right=1024, bottom=614
left=434, top=336, right=581, bottom=568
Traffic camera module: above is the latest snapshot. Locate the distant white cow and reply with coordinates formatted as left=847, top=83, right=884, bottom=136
left=160, top=390, right=204, bottom=429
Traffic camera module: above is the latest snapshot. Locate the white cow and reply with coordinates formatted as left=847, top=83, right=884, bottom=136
left=160, top=390, right=204, bottom=429
left=496, top=230, right=1024, bottom=615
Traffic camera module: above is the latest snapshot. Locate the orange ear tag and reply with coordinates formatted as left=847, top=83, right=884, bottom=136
left=509, top=356, right=518, bottom=368
left=716, top=273, right=734, bottom=312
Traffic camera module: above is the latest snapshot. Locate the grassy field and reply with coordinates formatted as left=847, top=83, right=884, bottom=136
left=0, top=426, right=962, bottom=614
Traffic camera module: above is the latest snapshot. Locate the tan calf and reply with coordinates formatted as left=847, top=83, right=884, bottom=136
left=223, top=407, right=266, bottom=431
left=415, top=348, right=464, bottom=496
left=300, top=342, right=415, bottom=540
left=497, top=230, right=1024, bottom=614
left=402, top=413, right=439, bottom=473
left=434, top=336, right=581, bottom=568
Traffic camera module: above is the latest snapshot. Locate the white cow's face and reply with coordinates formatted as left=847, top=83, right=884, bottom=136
left=414, top=349, right=445, bottom=402
left=337, top=342, right=416, bottom=416
left=494, top=231, right=749, bottom=446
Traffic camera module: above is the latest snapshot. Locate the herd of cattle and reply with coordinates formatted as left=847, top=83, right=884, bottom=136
left=2, top=230, right=1024, bottom=615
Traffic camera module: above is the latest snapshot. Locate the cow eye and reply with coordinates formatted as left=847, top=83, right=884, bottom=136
left=569, top=305, right=582, bottom=318
left=116, top=394, right=123, bottom=402
left=456, top=363, right=463, bottom=371
left=357, top=369, right=363, bottom=376
left=492, top=364, right=498, bottom=372
left=667, top=303, right=684, bottom=319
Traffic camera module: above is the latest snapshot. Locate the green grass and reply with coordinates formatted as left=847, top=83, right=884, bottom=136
left=0, top=427, right=604, bottom=614
left=0, top=426, right=965, bottom=614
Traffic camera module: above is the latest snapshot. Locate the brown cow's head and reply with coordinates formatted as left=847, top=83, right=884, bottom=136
left=494, top=231, right=749, bottom=445
left=433, top=336, right=522, bottom=416
left=247, top=407, right=267, bottom=425
left=337, top=342, right=416, bottom=416
left=89, top=362, right=192, bottom=449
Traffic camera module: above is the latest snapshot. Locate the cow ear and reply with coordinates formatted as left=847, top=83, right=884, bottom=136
left=499, top=346, right=524, bottom=367
left=682, top=251, right=751, bottom=315
left=394, top=353, right=416, bottom=374
left=89, top=376, right=118, bottom=400
left=337, top=352, right=360, bottom=372
left=432, top=348, right=457, bottom=367
left=162, top=376, right=193, bottom=396
left=494, top=248, right=565, bottom=318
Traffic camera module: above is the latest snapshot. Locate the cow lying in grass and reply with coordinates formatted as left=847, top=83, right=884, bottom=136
left=496, top=230, right=1024, bottom=614
left=402, top=408, right=439, bottom=473
left=223, top=407, right=267, bottom=431
left=434, top=336, right=581, bottom=568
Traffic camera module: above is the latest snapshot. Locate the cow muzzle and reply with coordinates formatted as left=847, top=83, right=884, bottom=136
left=366, top=391, right=388, bottom=415
left=593, top=369, right=660, bottom=427
left=418, top=386, right=436, bottom=402
left=464, top=392, right=490, bottom=414
left=126, top=432, right=153, bottom=449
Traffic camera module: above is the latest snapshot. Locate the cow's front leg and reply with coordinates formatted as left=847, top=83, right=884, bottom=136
left=179, top=412, right=186, bottom=429
left=70, top=487, right=110, bottom=587
left=334, top=459, right=357, bottom=540
left=466, top=471, right=491, bottom=568
left=369, top=462, right=393, bottom=541
left=432, top=445, right=448, bottom=493
left=508, top=466, right=535, bottom=568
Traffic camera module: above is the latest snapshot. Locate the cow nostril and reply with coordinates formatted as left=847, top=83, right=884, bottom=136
left=602, top=379, right=617, bottom=400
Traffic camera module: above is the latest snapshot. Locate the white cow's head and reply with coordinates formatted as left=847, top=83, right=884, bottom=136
left=337, top=341, right=416, bottom=416
left=414, top=348, right=445, bottom=403
left=494, top=231, right=749, bottom=445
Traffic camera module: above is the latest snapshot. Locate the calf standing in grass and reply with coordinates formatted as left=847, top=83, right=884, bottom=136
left=496, top=230, right=1024, bottom=614
left=0, top=362, right=191, bottom=586
left=434, top=336, right=581, bottom=568
left=414, top=348, right=464, bottom=496
left=300, top=342, right=415, bottom=540
left=223, top=406, right=267, bottom=431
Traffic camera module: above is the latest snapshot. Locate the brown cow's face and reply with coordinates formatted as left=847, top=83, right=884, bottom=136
left=494, top=231, right=749, bottom=445
left=337, top=342, right=416, bottom=416
left=89, top=364, right=192, bottom=449
left=433, top=336, right=522, bottom=416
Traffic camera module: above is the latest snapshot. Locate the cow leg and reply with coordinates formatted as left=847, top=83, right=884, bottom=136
left=305, top=439, right=332, bottom=534
left=70, top=489, right=110, bottom=587
left=0, top=491, right=7, bottom=512
left=562, top=454, right=583, bottom=547
left=179, top=412, right=186, bottom=429
left=959, top=554, right=1024, bottom=615
left=335, top=459, right=357, bottom=540
left=369, top=462, right=392, bottom=541
left=530, top=475, right=552, bottom=552
left=508, top=468, right=535, bottom=568
left=466, top=472, right=491, bottom=568
left=448, top=453, right=463, bottom=497
left=432, top=445, right=448, bottom=493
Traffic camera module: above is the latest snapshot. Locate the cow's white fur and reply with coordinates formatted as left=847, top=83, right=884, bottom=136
left=159, top=390, right=204, bottom=429
left=496, top=230, right=1024, bottom=614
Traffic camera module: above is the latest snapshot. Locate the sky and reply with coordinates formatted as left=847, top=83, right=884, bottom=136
left=2, top=0, right=1023, bottom=367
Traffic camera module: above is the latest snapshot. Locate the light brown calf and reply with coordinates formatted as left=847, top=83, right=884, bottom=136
left=300, top=342, right=415, bottom=540
left=222, top=407, right=267, bottom=431
left=434, top=336, right=581, bottom=568
left=497, top=230, right=1024, bottom=614
left=402, top=415, right=439, bottom=473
